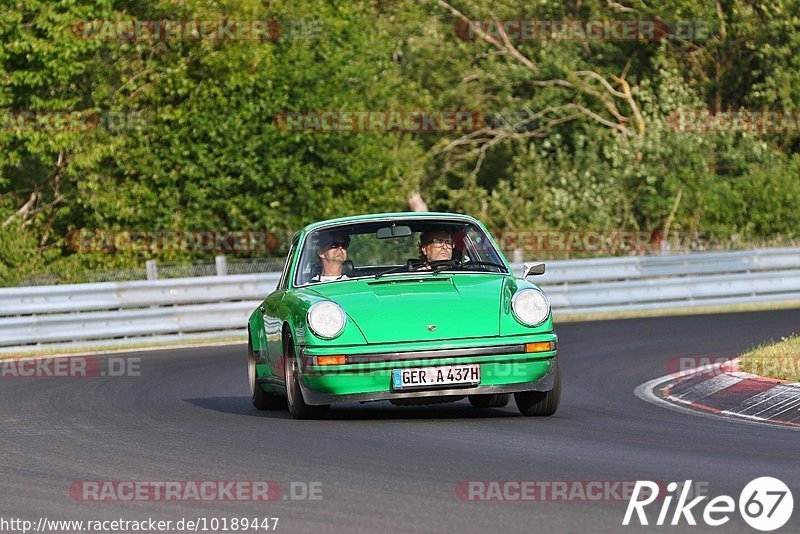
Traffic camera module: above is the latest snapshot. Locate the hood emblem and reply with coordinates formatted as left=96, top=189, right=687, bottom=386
left=427, top=324, right=437, bottom=332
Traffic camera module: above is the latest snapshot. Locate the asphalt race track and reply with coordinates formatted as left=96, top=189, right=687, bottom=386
left=2, top=309, right=799, bottom=533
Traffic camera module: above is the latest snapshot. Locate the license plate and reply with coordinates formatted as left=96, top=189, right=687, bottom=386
left=392, top=364, right=480, bottom=390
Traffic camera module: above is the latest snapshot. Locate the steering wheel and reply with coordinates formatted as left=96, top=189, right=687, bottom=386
left=406, top=258, right=426, bottom=271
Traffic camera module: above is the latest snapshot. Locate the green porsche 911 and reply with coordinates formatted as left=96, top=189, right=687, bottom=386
left=247, top=212, right=559, bottom=419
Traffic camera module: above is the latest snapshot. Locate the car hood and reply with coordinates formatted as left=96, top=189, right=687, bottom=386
left=305, top=274, right=505, bottom=344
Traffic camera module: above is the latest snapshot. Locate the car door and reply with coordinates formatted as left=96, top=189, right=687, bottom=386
left=262, top=234, right=300, bottom=379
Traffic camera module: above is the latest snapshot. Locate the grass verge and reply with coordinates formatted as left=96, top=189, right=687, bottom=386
left=739, top=335, right=800, bottom=382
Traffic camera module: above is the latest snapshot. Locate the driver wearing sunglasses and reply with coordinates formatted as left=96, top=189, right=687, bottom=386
left=312, top=232, right=351, bottom=282
left=418, top=229, right=454, bottom=267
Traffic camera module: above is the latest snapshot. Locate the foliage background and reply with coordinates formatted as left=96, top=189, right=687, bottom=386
left=1, top=0, right=799, bottom=284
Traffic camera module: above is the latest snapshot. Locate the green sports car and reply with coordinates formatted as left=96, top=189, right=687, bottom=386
left=247, top=212, right=559, bottom=419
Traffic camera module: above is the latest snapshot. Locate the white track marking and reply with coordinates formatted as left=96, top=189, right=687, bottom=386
left=634, top=362, right=800, bottom=431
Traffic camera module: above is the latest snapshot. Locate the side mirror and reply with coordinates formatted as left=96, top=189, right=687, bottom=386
left=522, top=262, right=545, bottom=278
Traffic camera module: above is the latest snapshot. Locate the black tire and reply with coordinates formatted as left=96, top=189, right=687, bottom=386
left=249, top=336, right=285, bottom=410
left=514, top=365, right=561, bottom=416
left=284, top=336, right=329, bottom=419
left=468, top=393, right=511, bottom=408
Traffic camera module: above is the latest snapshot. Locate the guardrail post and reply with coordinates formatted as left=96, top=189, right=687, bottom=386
left=145, top=259, right=158, bottom=280
left=215, top=255, right=228, bottom=276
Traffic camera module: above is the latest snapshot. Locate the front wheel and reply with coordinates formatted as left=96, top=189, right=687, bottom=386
left=284, top=336, right=329, bottom=419
left=514, top=365, right=561, bottom=416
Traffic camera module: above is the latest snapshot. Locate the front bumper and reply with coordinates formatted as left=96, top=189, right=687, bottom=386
left=298, top=363, right=557, bottom=404
left=293, top=335, right=558, bottom=405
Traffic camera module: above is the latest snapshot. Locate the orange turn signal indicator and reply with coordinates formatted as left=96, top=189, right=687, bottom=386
left=525, top=341, right=554, bottom=353
left=316, top=355, right=347, bottom=366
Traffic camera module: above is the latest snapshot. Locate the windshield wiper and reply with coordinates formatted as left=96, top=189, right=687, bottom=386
left=375, top=259, right=506, bottom=278
left=375, top=259, right=460, bottom=278
left=460, top=261, right=508, bottom=272
left=374, top=265, right=412, bottom=279
left=429, top=259, right=463, bottom=273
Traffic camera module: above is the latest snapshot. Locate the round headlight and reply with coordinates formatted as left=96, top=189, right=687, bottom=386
left=511, top=289, right=550, bottom=326
left=307, top=301, right=346, bottom=339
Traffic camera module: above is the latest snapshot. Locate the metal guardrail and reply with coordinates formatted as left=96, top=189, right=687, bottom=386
left=1, top=247, right=799, bottom=352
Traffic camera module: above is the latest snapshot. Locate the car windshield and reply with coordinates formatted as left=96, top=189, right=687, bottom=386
left=293, top=219, right=507, bottom=286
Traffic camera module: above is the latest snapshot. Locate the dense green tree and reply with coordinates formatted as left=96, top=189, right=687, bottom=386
left=1, top=0, right=800, bottom=283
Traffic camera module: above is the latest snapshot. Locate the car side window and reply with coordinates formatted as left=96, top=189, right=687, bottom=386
left=278, top=236, right=300, bottom=290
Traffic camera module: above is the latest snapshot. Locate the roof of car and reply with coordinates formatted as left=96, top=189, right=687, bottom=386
left=302, top=212, right=480, bottom=233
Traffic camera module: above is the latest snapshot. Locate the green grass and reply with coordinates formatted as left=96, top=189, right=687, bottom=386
left=739, top=335, right=800, bottom=382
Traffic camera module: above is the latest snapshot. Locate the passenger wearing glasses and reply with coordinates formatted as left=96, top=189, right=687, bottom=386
left=418, top=229, right=454, bottom=268
left=312, top=232, right=351, bottom=282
